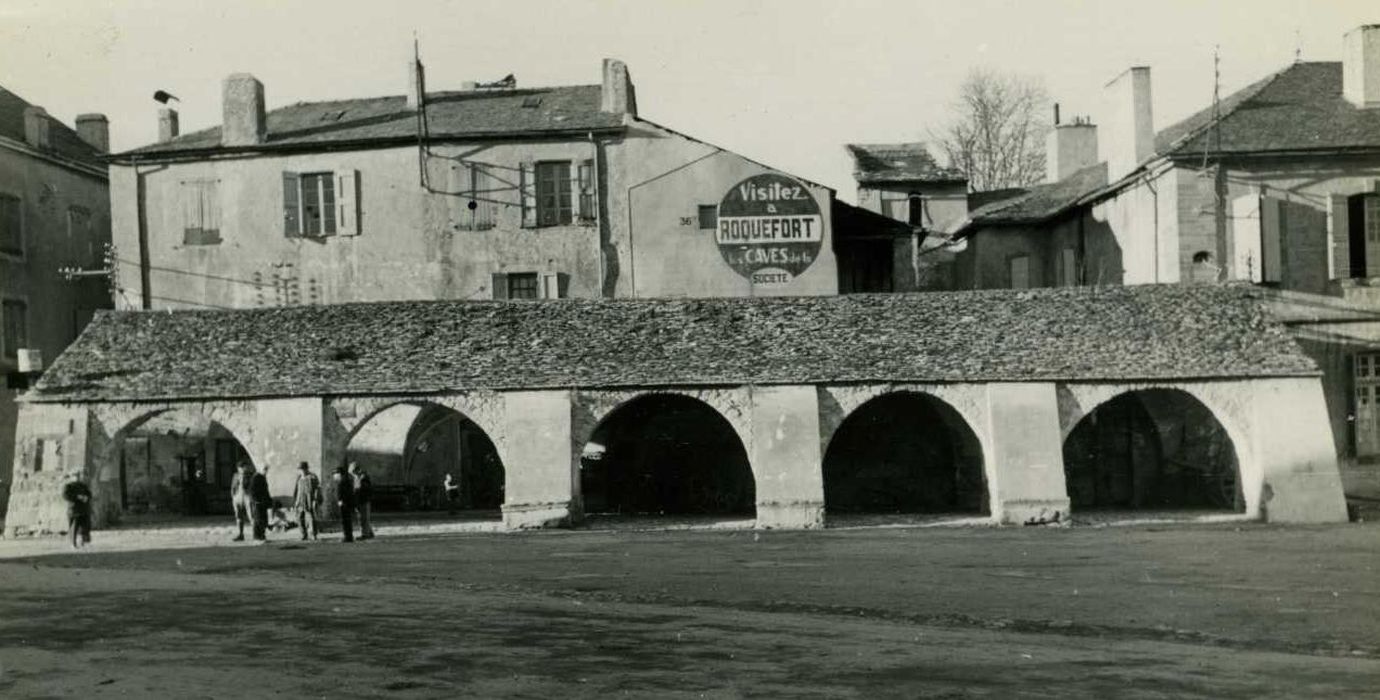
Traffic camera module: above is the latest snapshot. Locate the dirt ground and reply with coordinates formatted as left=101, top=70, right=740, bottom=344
left=1, top=523, right=1378, bottom=698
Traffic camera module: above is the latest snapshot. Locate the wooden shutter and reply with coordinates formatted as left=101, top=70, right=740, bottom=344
left=540, top=272, right=561, bottom=299
left=283, top=172, right=301, bottom=237
left=571, top=161, right=586, bottom=222
left=579, top=159, right=596, bottom=222
left=336, top=170, right=359, bottom=236
left=1230, top=194, right=1262, bottom=282
left=491, top=273, right=509, bottom=300
left=204, top=180, right=221, bottom=234
left=519, top=161, right=536, bottom=228
left=1331, top=193, right=1351, bottom=280
left=180, top=181, right=199, bottom=238
left=1261, top=196, right=1282, bottom=283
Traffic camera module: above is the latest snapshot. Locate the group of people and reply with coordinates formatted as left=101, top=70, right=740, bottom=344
left=231, top=461, right=374, bottom=543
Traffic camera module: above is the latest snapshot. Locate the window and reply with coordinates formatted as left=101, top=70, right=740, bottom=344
left=507, top=272, right=539, bottom=300
left=2, top=298, right=28, bottom=360
left=698, top=205, right=718, bottom=230
left=535, top=162, right=573, bottom=227
left=578, top=160, right=596, bottom=223
left=0, top=193, right=21, bottom=257
left=179, top=179, right=220, bottom=245
left=283, top=170, right=358, bottom=237
left=907, top=194, right=924, bottom=227
left=1009, top=256, right=1032, bottom=289
left=458, top=163, right=498, bottom=231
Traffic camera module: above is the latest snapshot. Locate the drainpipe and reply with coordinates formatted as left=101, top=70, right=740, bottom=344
left=134, top=158, right=152, bottom=309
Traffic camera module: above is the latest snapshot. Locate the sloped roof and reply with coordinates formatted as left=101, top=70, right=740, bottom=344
left=846, top=143, right=966, bottom=184
left=115, top=85, right=624, bottom=158
left=1156, top=62, right=1380, bottom=157
left=962, top=162, right=1107, bottom=227
left=831, top=199, right=913, bottom=240
left=0, top=85, right=104, bottom=167
left=29, top=285, right=1315, bottom=403
left=965, top=61, right=1380, bottom=230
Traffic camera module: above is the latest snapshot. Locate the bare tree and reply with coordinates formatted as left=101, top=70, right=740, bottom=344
left=933, top=68, right=1050, bottom=192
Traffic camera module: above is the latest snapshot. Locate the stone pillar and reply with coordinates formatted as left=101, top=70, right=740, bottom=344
left=750, top=385, right=825, bottom=529
left=4, top=402, right=93, bottom=537
left=1248, top=378, right=1348, bottom=523
left=502, top=390, right=576, bottom=529
left=253, top=398, right=329, bottom=500
left=985, top=383, right=1070, bottom=524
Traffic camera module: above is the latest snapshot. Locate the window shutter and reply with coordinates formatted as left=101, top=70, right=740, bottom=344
left=540, top=271, right=562, bottom=299
left=519, top=161, right=537, bottom=228
left=205, top=180, right=221, bottom=234
left=491, top=273, right=509, bottom=300
left=283, top=172, right=301, bottom=237
left=180, top=181, right=199, bottom=236
left=336, top=170, right=359, bottom=236
left=573, top=161, right=590, bottom=222
left=1331, top=193, right=1351, bottom=280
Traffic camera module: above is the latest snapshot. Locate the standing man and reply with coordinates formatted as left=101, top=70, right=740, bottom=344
left=61, top=471, right=93, bottom=550
left=230, top=461, right=254, bottom=542
left=444, top=473, right=460, bottom=515
left=348, top=462, right=375, bottom=540
left=333, top=463, right=356, bottom=543
left=293, top=461, right=322, bottom=541
left=249, top=464, right=273, bottom=542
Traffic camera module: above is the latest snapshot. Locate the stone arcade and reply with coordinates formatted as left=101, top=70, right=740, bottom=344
left=3, top=285, right=1350, bottom=536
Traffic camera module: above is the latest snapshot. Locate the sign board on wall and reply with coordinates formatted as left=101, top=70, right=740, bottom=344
left=716, top=174, right=823, bottom=286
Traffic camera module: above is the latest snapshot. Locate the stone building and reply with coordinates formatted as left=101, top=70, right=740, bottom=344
left=0, top=85, right=112, bottom=515
left=3, top=285, right=1349, bottom=535
left=949, top=25, right=1380, bottom=502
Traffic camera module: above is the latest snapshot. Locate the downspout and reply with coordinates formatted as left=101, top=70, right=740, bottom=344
left=589, top=131, right=609, bottom=298
left=134, top=157, right=152, bottom=309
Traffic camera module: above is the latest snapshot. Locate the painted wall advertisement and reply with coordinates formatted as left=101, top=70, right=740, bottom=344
left=716, top=174, right=823, bottom=286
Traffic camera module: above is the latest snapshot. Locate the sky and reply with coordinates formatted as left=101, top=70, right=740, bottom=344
left=1, top=0, right=1376, bottom=200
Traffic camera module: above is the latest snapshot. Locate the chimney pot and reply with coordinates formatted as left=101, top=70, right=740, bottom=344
left=222, top=73, right=266, bottom=146
left=159, top=108, right=180, bottom=143
left=22, top=106, right=50, bottom=150
left=75, top=113, right=109, bottom=152
left=1102, top=66, right=1154, bottom=182
left=601, top=58, right=637, bottom=119
left=1344, top=24, right=1380, bottom=108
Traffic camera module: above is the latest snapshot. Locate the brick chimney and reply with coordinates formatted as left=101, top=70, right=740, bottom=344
left=601, top=58, right=637, bottom=118
left=159, top=108, right=180, bottom=143
left=22, top=106, right=49, bottom=150
left=75, top=113, right=109, bottom=152
left=1102, top=66, right=1154, bottom=182
left=222, top=73, right=266, bottom=146
left=1046, top=118, right=1098, bottom=182
left=1344, top=25, right=1380, bottom=108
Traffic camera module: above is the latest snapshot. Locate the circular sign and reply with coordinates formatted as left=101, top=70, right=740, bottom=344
left=716, top=173, right=823, bottom=286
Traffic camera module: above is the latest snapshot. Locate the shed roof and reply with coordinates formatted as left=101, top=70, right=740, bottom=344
left=29, top=285, right=1315, bottom=404
left=114, top=85, right=624, bottom=159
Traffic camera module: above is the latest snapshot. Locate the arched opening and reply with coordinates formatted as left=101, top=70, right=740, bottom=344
left=580, top=394, right=755, bottom=521
left=111, top=410, right=255, bottom=526
left=1062, top=389, right=1243, bottom=514
left=344, top=403, right=504, bottom=522
left=823, top=392, right=987, bottom=521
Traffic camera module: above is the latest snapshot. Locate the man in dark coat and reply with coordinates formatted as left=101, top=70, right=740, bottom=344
left=62, top=472, right=93, bottom=549
left=348, top=462, right=374, bottom=540
left=249, top=465, right=272, bottom=542
left=333, top=464, right=355, bottom=543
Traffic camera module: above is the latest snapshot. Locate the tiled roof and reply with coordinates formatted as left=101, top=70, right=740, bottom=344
left=116, top=85, right=624, bottom=158
left=846, top=143, right=966, bottom=184
left=831, top=200, right=913, bottom=240
left=0, top=85, right=104, bottom=167
left=29, top=285, right=1315, bottom=403
left=1156, top=62, right=1380, bottom=157
left=965, top=61, right=1380, bottom=230
left=962, top=162, right=1107, bottom=227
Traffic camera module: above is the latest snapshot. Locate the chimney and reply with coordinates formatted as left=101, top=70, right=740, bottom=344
left=600, top=58, right=637, bottom=118
left=159, top=108, right=180, bottom=143
left=1102, top=66, right=1154, bottom=182
left=1046, top=119, right=1099, bottom=182
left=222, top=73, right=266, bottom=146
left=1344, top=24, right=1380, bottom=108
left=75, top=113, right=109, bottom=152
left=22, top=106, right=50, bottom=150
left=406, top=60, right=425, bottom=109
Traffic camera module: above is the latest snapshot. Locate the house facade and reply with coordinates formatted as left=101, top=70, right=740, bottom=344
left=950, top=25, right=1380, bottom=499
left=0, top=86, right=111, bottom=514
left=106, top=59, right=844, bottom=310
